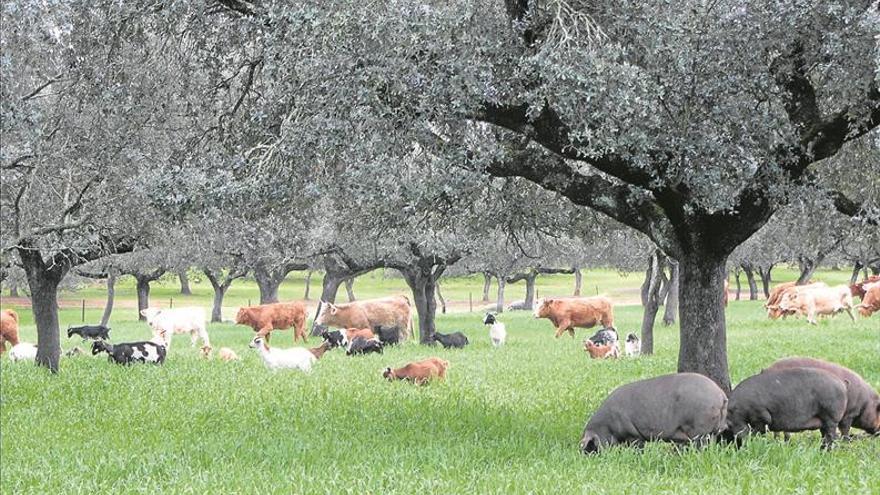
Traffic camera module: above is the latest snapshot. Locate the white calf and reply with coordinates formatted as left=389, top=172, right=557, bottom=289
left=141, top=307, right=210, bottom=351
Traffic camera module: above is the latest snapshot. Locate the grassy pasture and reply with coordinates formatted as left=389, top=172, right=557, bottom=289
left=1, top=269, right=878, bottom=494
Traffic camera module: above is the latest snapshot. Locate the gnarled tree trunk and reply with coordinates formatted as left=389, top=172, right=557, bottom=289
left=850, top=261, right=864, bottom=285
left=23, top=265, right=63, bottom=371
left=177, top=269, right=192, bottom=295
left=481, top=272, right=492, bottom=302
left=640, top=252, right=664, bottom=355
left=303, top=270, right=313, bottom=300
left=495, top=277, right=507, bottom=313
left=757, top=264, right=773, bottom=298
left=733, top=268, right=742, bottom=301
left=573, top=266, right=582, bottom=296
left=677, top=255, right=730, bottom=393
left=741, top=262, right=758, bottom=300
left=436, top=281, right=447, bottom=314
left=100, top=271, right=117, bottom=327
left=253, top=267, right=283, bottom=304
left=344, top=277, right=356, bottom=301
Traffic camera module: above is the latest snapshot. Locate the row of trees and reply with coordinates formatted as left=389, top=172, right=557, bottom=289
left=2, top=1, right=877, bottom=391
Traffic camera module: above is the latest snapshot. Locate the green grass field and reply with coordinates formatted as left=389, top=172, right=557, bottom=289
left=1, top=269, right=879, bottom=494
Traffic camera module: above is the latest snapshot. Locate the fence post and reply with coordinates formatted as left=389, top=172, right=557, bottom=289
left=469, top=292, right=473, bottom=313
left=248, top=299, right=251, bottom=307
left=82, top=300, right=85, bottom=322
left=170, top=298, right=173, bottom=309
left=596, top=286, right=599, bottom=296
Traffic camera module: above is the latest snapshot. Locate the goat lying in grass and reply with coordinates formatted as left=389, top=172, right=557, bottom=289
left=199, top=345, right=240, bottom=361
left=91, top=340, right=166, bottom=365
left=346, top=337, right=384, bottom=356
left=249, top=336, right=315, bottom=372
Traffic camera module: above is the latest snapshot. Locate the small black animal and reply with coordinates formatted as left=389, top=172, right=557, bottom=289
left=433, top=331, right=469, bottom=349
left=374, top=325, right=401, bottom=346
left=68, top=324, right=110, bottom=341
left=346, top=337, right=384, bottom=356
left=587, top=327, right=618, bottom=346
left=91, top=340, right=166, bottom=365
left=321, top=329, right=348, bottom=349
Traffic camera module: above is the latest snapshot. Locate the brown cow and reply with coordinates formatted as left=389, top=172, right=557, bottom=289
left=316, top=295, right=412, bottom=339
left=851, top=275, right=880, bottom=299
left=771, top=285, right=854, bottom=324
left=345, top=328, right=376, bottom=341
left=533, top=297, right=614, bottom=338
left=766, top=281, right=826, bottom=319
left=383, top=357, right=449, bottom=385
left=235, top=301, right=308, bottom=343
left=584, top=340, right=619, bottom=359
left=857, top=283, right=880, bottom=318
left=0, top=309, right=20, bottom=354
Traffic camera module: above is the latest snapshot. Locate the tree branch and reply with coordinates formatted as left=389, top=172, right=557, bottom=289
left=21, top=73, right=64, bottom=101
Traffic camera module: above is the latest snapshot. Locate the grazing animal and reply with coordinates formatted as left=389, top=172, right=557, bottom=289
left=533, top=296, right=614, bottom=338
left=320, top=329, right=348, bottom=349
left=433, top=331, right=469, bottom=349
left=580, top=373, right=728, bottom=454
left=383, top=357, right=449, bottom=385
left=483, top=313, right=506, bottom=347
left=315, top=295, right=412, bottom=340
left=584, top=340, right=619, bottom=359
left=586, top=327, right=618, bottom=346
left=345, top=327, right=376, bottom=341
left=770, top=285, right=855, bottom=324
left=766, top=281, right=826, bottom=319
left=308, top=341, right=331, bottom=359
left=767, top=357, right=880, bottom=437
left=624, top=333, right=641, bottom=357
left=249, top=336, right=316, bottom=372
left=346, top=337, right=384, bottom=356
left=141, top=307, right=210, bottom=350
left=724, top=367, right=847, bottom=450
left=67, top=324, right=110, bottom=341
left=850, top=275, right=880, bottom=299
left=235, top=301, right=308, bottom=343
left=507, top=300, right=529, bottom=311
left=91, top=340, right=166, bottom=365
left=65, top=346, right=85, bottom=357
left=374, top=325, right=402, bottom=346
left=0, top=309, right=20, bottom=354
left=9, top=342, right=37, bottom=362
left=856, top=282, right=880, bottom=318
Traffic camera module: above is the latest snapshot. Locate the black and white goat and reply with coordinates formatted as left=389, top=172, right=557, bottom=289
left=91, top=340, right=166, bottom=365
left=68, top=324, right=110, bottom=341
left=483, top=313, right=506, bottom=347
left=346, top=337, right=384, bottom=356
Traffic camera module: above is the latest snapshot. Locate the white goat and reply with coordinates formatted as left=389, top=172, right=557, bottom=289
left=141, top=307, right=210, bottom=351
left=483, top=313, right=507, bottom=347
left=249, top=337, right=315, bottom=372
left=9, top=342, right=37, bottom=362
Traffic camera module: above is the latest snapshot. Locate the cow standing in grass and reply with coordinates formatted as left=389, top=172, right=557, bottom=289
left=533, top=297, right=614, bottom=338
left=315, top=296, right=412, bottom=340
left=236, top=301, right=308, bottom=343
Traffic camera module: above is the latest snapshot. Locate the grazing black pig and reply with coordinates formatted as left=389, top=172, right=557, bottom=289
left=433, top=331, right=469, bottom=349
left=725, top=367, right=848, bottom=449
left=346, top=337, right=384, bottom=356
left=67, top=324, right=110, bottom=341
left=579, top=373, right=728, bottom=454
left=374, top=325, right=401, bottom=346
left=767, top=357, right=880, bottom=437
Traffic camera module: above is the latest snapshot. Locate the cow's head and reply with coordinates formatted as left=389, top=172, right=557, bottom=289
left=383, top=367, right=395, bottom=381
left=140, top=307, right=162, bottom=323
left=533, top=298, right=553, bottom=318
left=315, top=301, right=338, bottom=325
left=235, top=307, right=251, bottom=325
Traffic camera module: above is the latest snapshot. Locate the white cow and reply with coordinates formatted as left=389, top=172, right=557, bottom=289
left=141, top=307, right=209, bottom=351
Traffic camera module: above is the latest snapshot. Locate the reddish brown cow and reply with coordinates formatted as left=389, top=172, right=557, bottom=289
left=851, top=275, right=880, bottom=299
left=584, top=340, right=619, bottom=359
left=316, top=295, right=412, bottom=339
left=857, top=283, right=880, bottom=318
left=344, top=328, right=376, bottom=341
left=383, top=357, right=449, bottom=385
left=0, top=309, right=20, bottom=354
left=765, top=281, right=826, bottom=319
left=533, top=297, right=614, bottom=338
left=235, top=301, right=308, bottom=343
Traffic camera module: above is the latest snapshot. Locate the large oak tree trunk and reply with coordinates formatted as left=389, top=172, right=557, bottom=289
left=757, top=265, right=772, bottom=298
left=254, top=272, right=282, bottom=304
left=100, top=272, right=116, bottom=327
left=26, top=270, right=63, bottom=372
left=733, top=268, right=742, bottom=301
left=662, top=260, right=679, bottom=326
left=303, top=270, right=313, bottom=300
left=573, top=266, right=582, bottom=296
left=310, top=275, right=345, bottom=335
left=797, top=256, right=820, bottom=285
left=677, top=256, right=731, bottom=393
left=523, top=272, right=537, bottom=310
left=481, top=272, right=492, bottom=302
left=850, top=262, right=864, bottom=285
left=404, top=274, right=438, bottom=345
left=436, top=281, right=447, bottom=314
left=177, top=269, right=192, bottom=295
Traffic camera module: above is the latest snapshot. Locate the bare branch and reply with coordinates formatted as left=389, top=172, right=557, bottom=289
left=21, top=73, right=64, bottom=101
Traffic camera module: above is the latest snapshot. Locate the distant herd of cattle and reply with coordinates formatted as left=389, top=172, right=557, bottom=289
left=0, top=275, right=878, bottom=452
